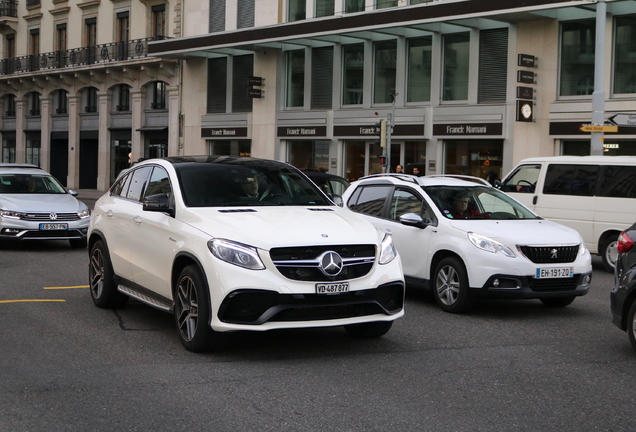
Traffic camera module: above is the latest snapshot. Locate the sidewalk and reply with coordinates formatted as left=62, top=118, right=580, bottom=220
left=76, top=189, right=107, bottom=201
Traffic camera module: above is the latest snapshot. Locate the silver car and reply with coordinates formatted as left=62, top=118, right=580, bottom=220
left=0, top=163, right=90, bottom=247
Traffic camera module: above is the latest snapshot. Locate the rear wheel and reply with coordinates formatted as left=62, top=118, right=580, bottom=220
left=627, top=301, right=636, bottom=352
left=540, top=296, right=576, bottom=308
left=174, top=265, right=225, bottom=353
left=601, top=235, right=619, bottom=273
left=345, top=321, right=393, bottom=338
left=89, top=240, right=128, bottom=308
left=433, top=257, right=474, bottom=313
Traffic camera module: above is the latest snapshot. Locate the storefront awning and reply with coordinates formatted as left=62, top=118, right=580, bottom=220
left=136, top=126, right=168, bottom=131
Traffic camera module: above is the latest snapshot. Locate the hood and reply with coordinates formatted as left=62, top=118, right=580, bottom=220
left=448, top=218, right=582, bottom=246
left=0, top=194, right=87, bottom=212
left=183, top=206, right=382, bottom=249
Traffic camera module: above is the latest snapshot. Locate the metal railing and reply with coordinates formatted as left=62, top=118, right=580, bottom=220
left=0, top=36, right=167, bottom=76
left=0, top=1, right=17, bottom=17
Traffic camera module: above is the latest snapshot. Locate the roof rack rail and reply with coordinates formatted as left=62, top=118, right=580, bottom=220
left=358, top=173, right=420, bottom=184
left=424, top=174, right=491, bottom=186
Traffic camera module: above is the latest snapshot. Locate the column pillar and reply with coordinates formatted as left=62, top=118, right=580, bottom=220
left=15, top=96, right=25, bottom=163
left=67, top=94, right=80, bottom=189
left=167, top=85, right=180, bottom=156
left=40, top=95, right=51, bottom=171
left=97, top=91, right=111, bottom=191
left=131, top=88, right=144, bottom=162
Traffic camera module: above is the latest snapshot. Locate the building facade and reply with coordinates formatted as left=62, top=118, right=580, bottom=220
left=3, top=0, right=636, bottom=190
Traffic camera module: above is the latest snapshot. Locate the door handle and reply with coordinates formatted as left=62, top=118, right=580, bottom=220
left=106, top=210, right=113, bottom=217
left=533, top=195, right=538, bottom=205
left=133, top=216, right=142, bottom=224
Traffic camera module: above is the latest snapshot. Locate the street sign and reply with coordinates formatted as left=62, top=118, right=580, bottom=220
left=579, top=124, right=618, bottom=132
left=608, top=113, right=636, bottom=126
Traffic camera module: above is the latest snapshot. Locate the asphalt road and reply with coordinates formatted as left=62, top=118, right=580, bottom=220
left=0, top=238, right=634, bottom=432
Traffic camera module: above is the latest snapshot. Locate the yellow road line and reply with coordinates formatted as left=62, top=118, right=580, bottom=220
left=43, top=285, right=89, bottom=290
left=0, top=299, right=66, bottom=303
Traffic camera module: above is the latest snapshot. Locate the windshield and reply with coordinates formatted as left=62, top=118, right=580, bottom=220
left=0, top=173, right=67, bottom=194
left=424, top=185, right=540, bottom=220
left=176, top=162, right=333, bottom=207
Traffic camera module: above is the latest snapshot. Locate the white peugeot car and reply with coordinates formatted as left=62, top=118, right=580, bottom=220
left=88, top=156, right=404, bottom=352
left=342, top=174, right=592, bottom=313
left=0, top=163, right=90, bottom=247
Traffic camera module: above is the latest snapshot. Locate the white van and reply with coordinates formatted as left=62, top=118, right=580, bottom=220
left=500, top=156, right=636, bottom=272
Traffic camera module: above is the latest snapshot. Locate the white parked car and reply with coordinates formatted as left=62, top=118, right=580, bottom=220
left=88, top=156, right=404, bottom=352
left=342, top=174, right=592, bottom=313
left=0, top=163, right=90, bottom=247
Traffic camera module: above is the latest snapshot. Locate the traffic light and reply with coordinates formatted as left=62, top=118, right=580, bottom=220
left=379, top=155, right=388, bottom=168
left=374, top=119, right=388, bottom=148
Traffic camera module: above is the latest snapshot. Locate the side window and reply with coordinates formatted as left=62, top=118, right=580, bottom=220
left=349, top=185, right=392, bottom=217
left=501, top=164, right=541, bottom=193
left=598, top=165, right=636, bottom=198
left=111, top=172, right=131, bottom=197
left=543, top=164, right=598, bottom=196
left=126, top=166, right=152, bottom=202
left=144, top=166, right=172, bottom=198
left=389, top=189, right=427, bottom=222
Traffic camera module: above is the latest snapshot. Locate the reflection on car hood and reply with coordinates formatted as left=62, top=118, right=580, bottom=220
left=0, top=194, right=86, bottom=212
left=449, top=219, right=582, bottom=245
left=185, top=206, right=381, bottom=249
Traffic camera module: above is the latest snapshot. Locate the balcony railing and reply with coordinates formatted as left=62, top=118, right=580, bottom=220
left=0, top=36, right=167, bottom=76
left=0, top=1, right=17, bottom=17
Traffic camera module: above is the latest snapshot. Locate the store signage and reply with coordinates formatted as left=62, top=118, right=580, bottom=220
left=608, top=113, right=636, bottom=126
left=579, top=124, right=618, bottom=133
left=518, top=54, right=537, bottom=68
left=517, top=70, right=535, bottom=84
left=277, top=126, right=327, bottom=137
left=334, top=124, right=424, bottom=137
left=247, top=76, right=264, bottom=86
left=247, top=88, right=263, bottom=98
left=517, top=86, right=534, bottom=100
left=201, top=127, right=248, bottom=138
left=432, top=123, right=503, bottom=136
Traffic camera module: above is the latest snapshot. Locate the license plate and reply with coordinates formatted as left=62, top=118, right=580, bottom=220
left=316, top=282, right=349, bottom=294
left=40, top=223, right=68, bottom=230
left=535, top=267, right=573, bottom=278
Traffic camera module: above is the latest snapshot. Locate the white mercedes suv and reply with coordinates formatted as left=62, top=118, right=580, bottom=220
left=342, top=174, right=592, bottom=313
left=88, top=156, right=404, bottom=352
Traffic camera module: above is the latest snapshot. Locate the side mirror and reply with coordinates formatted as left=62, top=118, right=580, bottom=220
left=68, top=189, right=79, bottom=197
left=328, top=193, right=344, bottom=207
left=399, top=212, right=428, bottom=228
left=143, top=193, right=175, bottom=217
left=493, top=179, right=502, bottom=189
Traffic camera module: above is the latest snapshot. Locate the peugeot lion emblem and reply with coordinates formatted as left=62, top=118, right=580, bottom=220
left=319, top=251, right=344, bottom=277
left=49, top=212, right=58, bottom=220
left=550, top=248, right=558, bottom=259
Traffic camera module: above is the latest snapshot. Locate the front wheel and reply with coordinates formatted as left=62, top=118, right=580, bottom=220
left=627, top=301, right=636, bottom=352
left=174, top=265, right=225, bottom=353
left=540, top=296, right=576, bottom=308
left=89, top=240, right=128, bottom=308
left=432, top=257, right=474, bottom=313
left=601, top=235, right=619, bottom=273
left=344, top=321, right=393, bottom=338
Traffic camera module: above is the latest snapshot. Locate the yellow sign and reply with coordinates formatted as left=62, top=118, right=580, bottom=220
left=579, top=125, right=618, bottom=132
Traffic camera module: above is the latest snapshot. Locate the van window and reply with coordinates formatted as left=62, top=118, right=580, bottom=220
left=543, top=164, right=598, bottom=196
left=500, top=164, right=540, bottom=193
left=598, top=165, right=636, bottom=198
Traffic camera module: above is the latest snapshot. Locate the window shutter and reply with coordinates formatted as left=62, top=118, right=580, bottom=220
left=207, top=57, right=227, bottom=113
left=232, top=55, right=254, bottom=113
left=478, top=28, right=508, bottom=103
left=209, top=0, right=225, bottom=33
left=311, top=47, right=333, bottom=110
left=237, top=0, right=254, bottom=29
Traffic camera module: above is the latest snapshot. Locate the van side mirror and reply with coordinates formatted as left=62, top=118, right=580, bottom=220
left=143, top=193, right=175, bottom=217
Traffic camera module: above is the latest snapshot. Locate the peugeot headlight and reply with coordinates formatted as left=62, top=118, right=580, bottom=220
left=0, top=210, right=25, bottom=220
left=468, top=232, right=516, bottom=258
left=77, top=209, right=91, bottom=219
left=378, top=234, right=397, bottom=265
left=208, top=239, right=265, bottom=270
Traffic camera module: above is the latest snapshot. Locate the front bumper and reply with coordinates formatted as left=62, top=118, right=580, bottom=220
left=470, top=272, right=592, bottom=300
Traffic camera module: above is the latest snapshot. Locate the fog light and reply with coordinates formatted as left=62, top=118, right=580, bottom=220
left=583, top=274, right=592, bottom=287
left=493, top=279, right=500, bottom=288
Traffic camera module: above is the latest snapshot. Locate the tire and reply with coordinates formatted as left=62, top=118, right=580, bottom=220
left=601, top=235, right=619, bottom=273
left=627, top=301, right=636, bottom=352
left=174, top=265, right=225, bottom=353
left=345, top=321, right=393, bottom=338
left=69, top=238, right=87, bottom=248
left=433, top=257, right=474, bottom=313
left=540, top=296, right=576, bottom=308
left=89, top=240, right=128, bottom=308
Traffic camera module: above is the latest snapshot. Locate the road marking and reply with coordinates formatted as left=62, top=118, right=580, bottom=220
left=43, top=285, right=89, bottom=290
left=0, top=299, right=66, bottom=303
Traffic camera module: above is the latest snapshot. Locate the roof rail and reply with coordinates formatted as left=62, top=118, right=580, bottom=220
left=358, top=173, right=420, bottom=184
left=424, top=174, right=491, bottom=186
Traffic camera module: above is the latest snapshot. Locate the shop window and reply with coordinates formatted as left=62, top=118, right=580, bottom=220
left=208, top=140, right=251, bottom=157
left=288, top=0, right=306, bottom=22
left=444, top=140, right=503, bottom=183
left=614, top=15, right=636, bottom=94
left=343, top=44, right=364, bottom=105
left=2, top=139, right=16, bottom=163
left=344, top=140, right=382, bottom=182
left=407, top=37, right=432, bottom=103
left=286, top=50, right=305, bottom=108
left=315, top=0, right=334, bottom=17
left=559, top=20, right=595, bottom=97
left=288, top=140, right=330, bottom=170
left=374, top=40, right=397, bottom=104
left=26, top=138, right=41, bottom=166
left=443, top=33, right=470, bottom=101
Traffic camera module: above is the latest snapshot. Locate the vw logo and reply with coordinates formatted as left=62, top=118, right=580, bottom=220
left=550, top=248, right=558, bottom=259
left=318, top=251, right=344, bottom=277
left=49, top=213, right=58, bottom=221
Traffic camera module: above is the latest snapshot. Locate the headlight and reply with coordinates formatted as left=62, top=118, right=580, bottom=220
left=468, top=232, right=516, bottom=258
left=0, top=210, right=24, bottom=220
left=77, top=209, right=91, bottom=219
left=378, top=234, right=397, bottom=265
left=208, top=239, right=265, bottom=270
left=579, top=242, right=588, bottom=256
